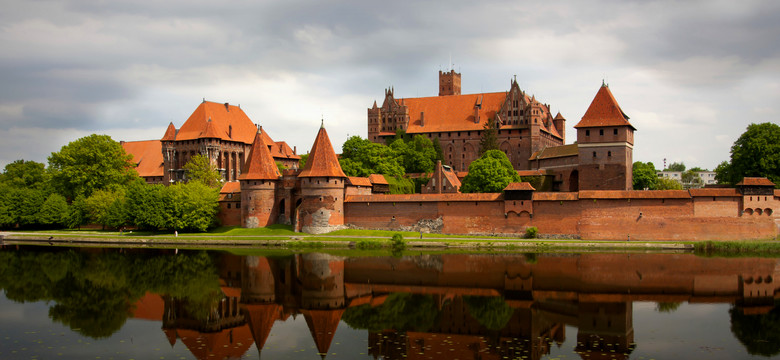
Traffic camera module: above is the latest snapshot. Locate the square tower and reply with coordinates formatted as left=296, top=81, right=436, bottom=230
left=438, top=70, right=461, bottom=96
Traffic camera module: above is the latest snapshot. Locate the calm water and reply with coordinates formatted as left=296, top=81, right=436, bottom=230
left=0, top=246, right=778, bottom=360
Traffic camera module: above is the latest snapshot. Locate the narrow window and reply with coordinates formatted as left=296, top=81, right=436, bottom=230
left=586, top=130, right=590, bottom=136
left=599, top=129, right=604, bottom=136
left=593, top=151, right=597, bottom=158
left=613, top=128, right=618, bottom=135
left=608, top=151, right=612, bottom=157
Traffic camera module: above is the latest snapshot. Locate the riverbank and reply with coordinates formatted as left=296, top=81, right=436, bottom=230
left=0, top=228, right=695, bottom=252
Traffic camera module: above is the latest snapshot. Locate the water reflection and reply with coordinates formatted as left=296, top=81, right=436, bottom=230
left=0, top=247, right=778, bottom=359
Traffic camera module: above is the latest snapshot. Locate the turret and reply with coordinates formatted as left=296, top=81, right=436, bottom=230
left=297, top=123, right=347, bottom=234
left=239, top=127, right=281, bottom=228
left=575, top=83, right=636, bottom=191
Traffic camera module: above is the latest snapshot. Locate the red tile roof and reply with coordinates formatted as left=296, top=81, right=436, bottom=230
left=517, top=169, right=547, bottom=177
left=345, top=193, right=502, bottom=203
left=161, top=122, right=177, bottom=141
left=504, top=182, right=535, bottom=191
left=575, top=84, right=635, bottom=130
left=579, top=190, right=691, bottom=199
left=736, top=177, right=776, bottom=187
left=176, top=101, right=258, bottom=144
left=298, top=125, right=347, bottom=178
left=533, top=192, right=579, bottom=201
left=239, top=129, right=282, bottom=180
left=368, top=174, right=389, bottom=185
left=529, top=144, right=579, bottom=160
left=688, top=188, right=740, bottom=197
left=302, top=309, right=345, bottom=357
left=347, top=176, right=372, bottom=187
left=442, top=169, right=462, bottom=189
left=272, top=141, right=301, bottom=160
left=122, top=140, right=164, bottom=178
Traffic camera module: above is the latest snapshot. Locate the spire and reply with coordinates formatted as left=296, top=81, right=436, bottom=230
left=244, top=304, right=282, bottom=351
left=298, top=125, right=347, bottom=178
left=302, top=309, right=345, bottom=359
left=575, top=84, right=635, bottom=129
left=239, top=129, right=282, bottom=180
left=161, top=122, right=177, bottom=141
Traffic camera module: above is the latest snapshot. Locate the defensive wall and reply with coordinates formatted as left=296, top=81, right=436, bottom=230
left=343, top=188, right=780, bottom=241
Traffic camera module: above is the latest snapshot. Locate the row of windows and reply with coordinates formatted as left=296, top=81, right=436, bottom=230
left=585, top=128, right=620, bottom=136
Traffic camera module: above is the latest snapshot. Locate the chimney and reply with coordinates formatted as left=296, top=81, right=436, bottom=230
left=420, top=111, right=425, bottom=127
left=224, top=102, right=229, bottom=111
left=293, top=146, right=297, bottom=155
left=436, top=160, right=443, bottom=194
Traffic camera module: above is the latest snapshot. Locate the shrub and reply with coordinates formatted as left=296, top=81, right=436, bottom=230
left=525, top=226, right=539, bottom=239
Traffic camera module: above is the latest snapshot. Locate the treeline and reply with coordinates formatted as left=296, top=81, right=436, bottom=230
left=0, top=134, right=220, bottom=232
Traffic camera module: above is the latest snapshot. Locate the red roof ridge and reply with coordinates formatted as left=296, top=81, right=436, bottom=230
left=736, top=177, right=775, bottom=187
left=298, top=126, right=346, bottom=178
left=368, top=174, right=389, bottom=185
left=504, top=182, right=535, bottom=191
left=239, top=129, right=282, bottom=180
left=575, top=84, right=635, bottom=129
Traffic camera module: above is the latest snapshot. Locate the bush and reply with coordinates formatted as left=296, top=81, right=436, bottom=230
left=355, top=239, right=384, bottom=250
left=391, top=233, right=406, bottom=255
left=525, top=226, right=539, bottom=239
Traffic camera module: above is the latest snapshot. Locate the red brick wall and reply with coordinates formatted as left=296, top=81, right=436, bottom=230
left=219, top=201, right=242, bottom=226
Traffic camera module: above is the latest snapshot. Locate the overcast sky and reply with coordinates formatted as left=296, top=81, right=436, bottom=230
left=1, top=0, right=778, bottom=171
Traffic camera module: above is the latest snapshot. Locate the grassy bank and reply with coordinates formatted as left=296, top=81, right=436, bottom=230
left=694, top=240, right=780, bottom=257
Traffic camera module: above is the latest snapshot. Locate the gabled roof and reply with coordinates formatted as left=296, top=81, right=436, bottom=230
left=736, top=177, right=775, bottom=187
left=399, top=92, right=506, bottom=133
left=298, top=125, right=346, bottom=178
left=347, top=177, right=372, bottom=187
left=368, top=174, right=389, bottom=185
left=442, top=168, right=461, bottom=189
left=504, top=182, right=535, bottom=191
left=122, top=140, right=164, bottom=178
left=272, top=141, right=301, bottom=160
left=575, top=84, right=635, bottom=130
left=239, top=129, right=282, bottom=180
left=529, top=144, right=579, bottom=160
left=218, top=181, right=241, bottom=201
left=176, top=101, right=258, bottom=144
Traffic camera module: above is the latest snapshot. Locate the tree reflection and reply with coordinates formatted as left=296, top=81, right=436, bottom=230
left=463, top=295, right=514, bottom=330
left=730, top=300, right=780, bottom=357
left=0, top=249, right=222, bottom=339
left=342, top=292, right=439, bottom=332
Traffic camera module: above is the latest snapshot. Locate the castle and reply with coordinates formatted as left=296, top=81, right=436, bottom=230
left=122, top=75, right=779, bottom=240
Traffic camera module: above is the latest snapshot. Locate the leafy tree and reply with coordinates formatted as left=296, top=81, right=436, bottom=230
left=716, top=122, right=780, bottom=186
left=730, top=301, right=780, bottom=357
left=163, top=182, right=219, bottom=232
left=340, top=136, right=404, bottom=177
left=0, top=187, right=47, bottom=228
left=1, top=160, right=47, bottom=189
left=183, top=154, right=222, bottom=188
left=400, top=135, right=437, bottom=174
left=461, top=150, right=520, bottom=193
left=298, top=153, right=309, bottom=168
left=38, top=193, right=69, bottom=227
left=478, top=119, right=499, bottom=155
left=656, top=177, right=683, bottom=190
left=48, top=134, right=138, bottom=199
left=666, top=162, right=686, bottom=172
left=632, top=161, right=658, bottom=190
left=432, top=137, right=444, bottom=162
left=85, top=189, right=127, bottom=229
left=682, top=169, right=703, bottom=189
left=464, top=296, right=514, bottom=330
left=65, top=195, right=88, bottom=229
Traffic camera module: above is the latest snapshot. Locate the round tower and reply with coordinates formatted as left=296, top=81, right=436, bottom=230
left=297, top=123, right=347, bottom=234
left=239, top=127, right=281, bottom=228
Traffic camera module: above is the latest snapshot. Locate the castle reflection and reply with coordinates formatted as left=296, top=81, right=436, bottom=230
left=138, top=253, right=779, bottom=360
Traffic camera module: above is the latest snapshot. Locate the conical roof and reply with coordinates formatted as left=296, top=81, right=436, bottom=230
left=244, top=304, right=283, bottom=351
left=161, top=122, right=177, bottom=141
left=239, top=128, right=282, bottom=180
left=199, top=118, right=223, bottom=139
left=302, top=309, right=345, bottom=358
left=298, top=125, right=346, bottom=178
left=575, top=84, right=635, bottom=130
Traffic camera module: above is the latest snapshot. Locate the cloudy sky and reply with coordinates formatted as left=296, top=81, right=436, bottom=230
left=1, top=0, right=778, bottom=171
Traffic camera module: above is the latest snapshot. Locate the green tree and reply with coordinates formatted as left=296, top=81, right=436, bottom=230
left=163, top=182, right=219, bottom=232
left=65, top=195, right=88, bottom=229
left=632, top=161, right=658, bottom=190
left=464, top=296, right=514, bottom=330
left=656, top=177, right=683, bottom=190
left=183, top=154, right=222, bottom=188
left=1, top=160, right=47, bottom=189
left=716, top=122, right=780, bottom=186
left=714, top=161, right=733, bottom=185
left=682, top=169, right=703, bottom=189
left=48, top=134, right=138, bottom=199
left=298, top=153, right=309, bottom=168
left=461, top=150, right=520, bottom=193
left=0, top=187, right=47, bottom=228
left=340, top=136, right=405, bottom=177
left=478, top=119, right=499, bottom=155
left=432, top=137, right=444, bottom=162
left=37, top=193, right=69, bottom=227
left=400, top=135, right=437, bottom=174
left=85, top=189, right=127, bottom=229
left=666, top=162, right=686, bottom=172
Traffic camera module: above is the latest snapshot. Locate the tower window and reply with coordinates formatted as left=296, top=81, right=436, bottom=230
left=599, top=129, right=604, bottom=136
left=593, top=151, right=597, bottom=158
left=608, top=151, right=612, bottom=157
left=614, top=128, right=618, bottom=135
left=586, top=130, right=590, bottom=136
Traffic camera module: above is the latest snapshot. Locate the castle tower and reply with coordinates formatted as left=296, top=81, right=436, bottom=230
left=439, top=70, right=461, bottom=96
left=574, top=83, right=635, bottom=191
left=553, top=112, right=566, bottom=144
left=239, top=127, right=281, bottom=228
left=297, top=123, right=347, bottom=234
